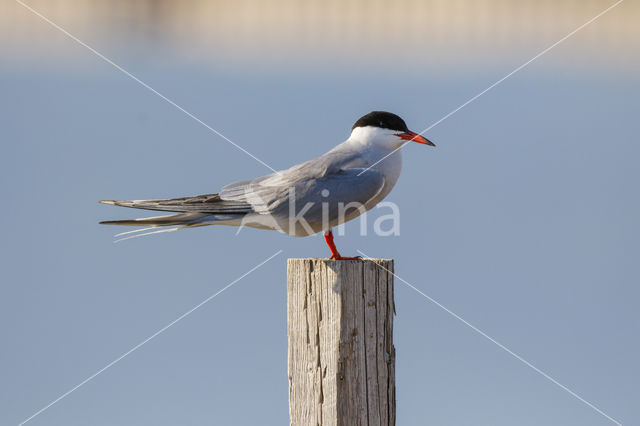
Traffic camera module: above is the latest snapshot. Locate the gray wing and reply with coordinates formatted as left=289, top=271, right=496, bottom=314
left=99, top=193, right=253, bottom=213
left=220, top=145, right=376, bottom=212
left=219, top=174, right=277, bottom=213
left=289, top=168, right=385, bottom=211
left=221, top=167, right=386, bottom=217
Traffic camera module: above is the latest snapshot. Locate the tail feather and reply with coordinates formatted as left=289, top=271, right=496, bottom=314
left=114, top=227, right=180, bottom=243
left=99, top=193, right=252, bottom=213
left=100, top=212, right=211, bottom=227
left=114, top=227, right=156, bottom=237
left=99, top=193, right=252, bottom=233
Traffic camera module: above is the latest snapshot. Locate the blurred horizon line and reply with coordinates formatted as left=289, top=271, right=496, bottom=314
left=3, top=0, right=637, bottom=72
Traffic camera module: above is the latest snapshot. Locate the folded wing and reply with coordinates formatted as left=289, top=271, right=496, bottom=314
left=99, top=193, right=253, bottom=214
left=221, top=168, right=385, bottom=218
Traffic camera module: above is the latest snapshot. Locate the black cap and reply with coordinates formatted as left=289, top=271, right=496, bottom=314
left=351, top=111, right=409, bottom=132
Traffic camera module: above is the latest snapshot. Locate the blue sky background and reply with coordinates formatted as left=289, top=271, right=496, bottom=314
left=1, top=1, right=638, bottom=425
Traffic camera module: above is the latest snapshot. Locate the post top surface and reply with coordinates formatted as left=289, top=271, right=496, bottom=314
left=287, top=258, right=393, bottom=262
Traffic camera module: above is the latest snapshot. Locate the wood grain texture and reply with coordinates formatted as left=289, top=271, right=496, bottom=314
left=287, top=259, right=395, bottom=426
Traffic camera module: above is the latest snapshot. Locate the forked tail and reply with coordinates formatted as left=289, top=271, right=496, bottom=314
left=99, top=193, right=253, bottom=241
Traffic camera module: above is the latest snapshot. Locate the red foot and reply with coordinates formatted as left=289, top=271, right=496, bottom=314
left=324, top=230, right=361, bottom=260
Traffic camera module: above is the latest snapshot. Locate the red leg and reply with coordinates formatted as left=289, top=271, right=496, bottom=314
left=323, top=230, right=360, bottom=260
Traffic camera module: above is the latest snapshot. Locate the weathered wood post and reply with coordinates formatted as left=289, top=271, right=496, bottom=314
left=287, top=258, right=395, bottom=426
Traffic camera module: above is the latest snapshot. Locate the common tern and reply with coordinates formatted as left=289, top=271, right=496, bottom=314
left=100, top=111, right=434, bottom=259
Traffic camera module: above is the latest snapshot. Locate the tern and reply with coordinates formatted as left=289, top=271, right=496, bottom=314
left=100, top=111, right=434, bottom=259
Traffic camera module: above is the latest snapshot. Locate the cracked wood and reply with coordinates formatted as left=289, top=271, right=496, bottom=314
left=287, top=259, right=395, bottom=426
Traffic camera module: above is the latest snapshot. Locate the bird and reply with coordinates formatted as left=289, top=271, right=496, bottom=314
left=100, top=111, right=434, bottom=259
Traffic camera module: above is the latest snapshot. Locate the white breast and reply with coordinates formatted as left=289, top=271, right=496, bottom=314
left=365, top=146, right=403, bottom=206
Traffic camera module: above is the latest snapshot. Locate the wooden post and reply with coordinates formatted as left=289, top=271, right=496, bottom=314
left=287, top=258, right=395, bottom=426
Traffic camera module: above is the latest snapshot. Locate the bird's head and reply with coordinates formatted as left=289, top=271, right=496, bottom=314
left=349, top=111, right=435, bottom=150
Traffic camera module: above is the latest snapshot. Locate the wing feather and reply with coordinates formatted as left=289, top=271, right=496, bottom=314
left=221, top=167, right=385, bottom=217
left=99, top=193, right=253, bottom=213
